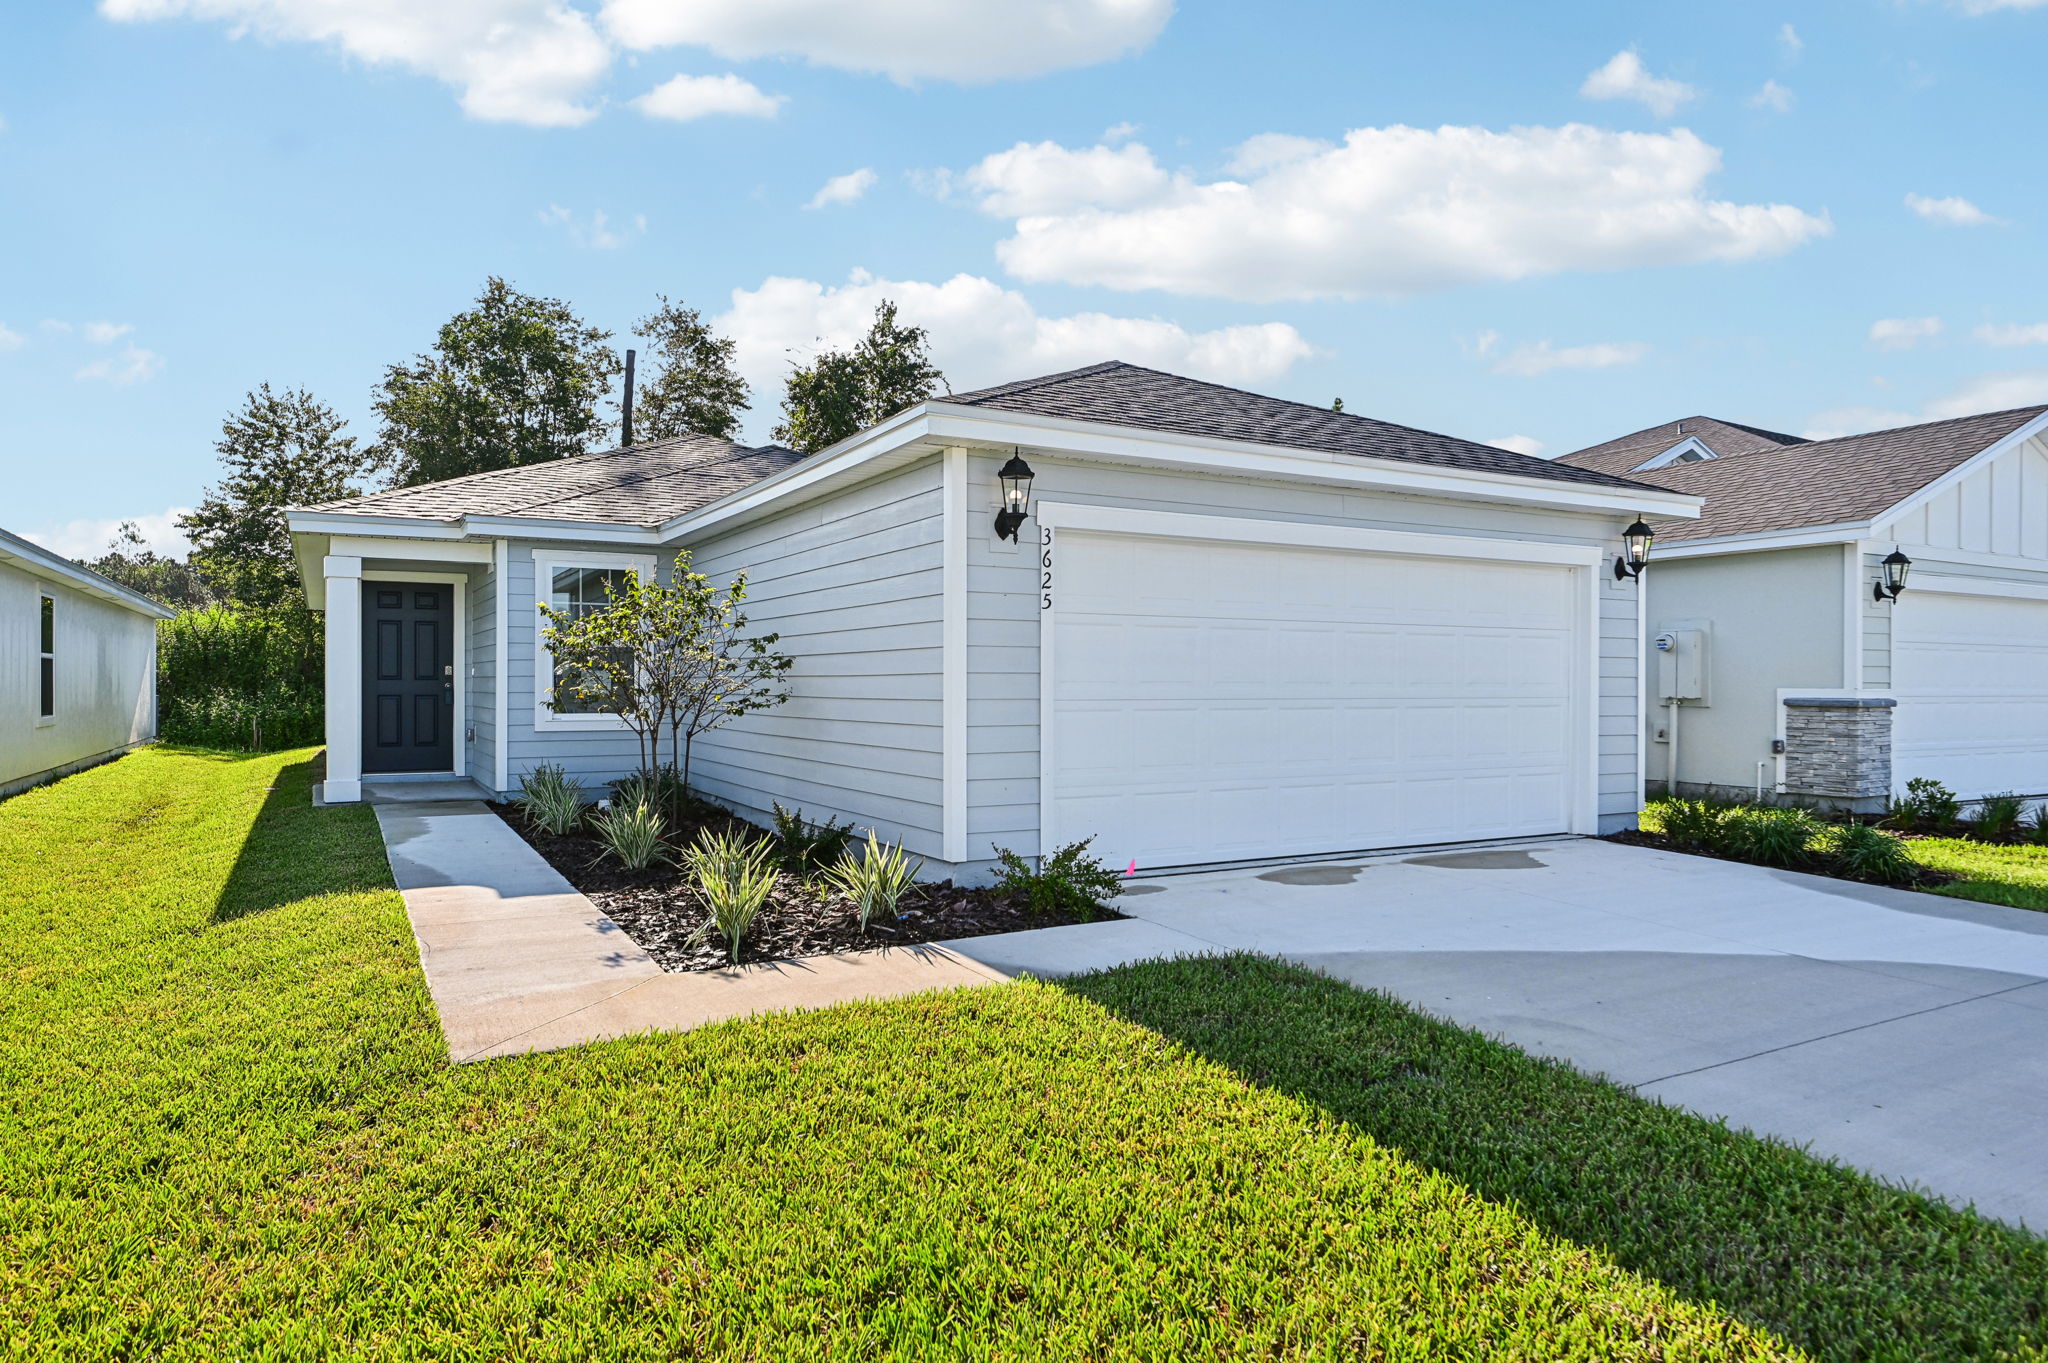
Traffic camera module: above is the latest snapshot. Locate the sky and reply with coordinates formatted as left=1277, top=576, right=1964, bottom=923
left=4, top=0, right=2046, bottom=559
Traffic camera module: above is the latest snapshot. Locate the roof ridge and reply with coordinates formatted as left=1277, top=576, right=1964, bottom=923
left=499, top=441, right=779, bottom=518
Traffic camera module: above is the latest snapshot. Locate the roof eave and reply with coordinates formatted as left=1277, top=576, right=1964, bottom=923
left=0, top=527, right=178, bottom=619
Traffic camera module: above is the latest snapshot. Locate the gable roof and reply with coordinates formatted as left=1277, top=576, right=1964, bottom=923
left=1556, top=416, right=1807, bottom=478
left=943, top=361, right=1668, bottom=494
left=1612, top=405, right=2048, bottom=543
left=302, top=433, right=805, bottom=527
left=0, top=525, right=178, bottom=620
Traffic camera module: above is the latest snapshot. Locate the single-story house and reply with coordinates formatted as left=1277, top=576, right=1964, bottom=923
left=286, top=361, right=1700, bottom=878
left=0, top=525, right=175, bottom=798
left=1556, top=403, right=2048, bottom=810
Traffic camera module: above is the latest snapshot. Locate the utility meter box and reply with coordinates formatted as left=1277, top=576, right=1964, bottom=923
left=1653, top=626, right=1709, bottom=703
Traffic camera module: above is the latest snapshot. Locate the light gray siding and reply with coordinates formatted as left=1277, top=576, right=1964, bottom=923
left=500, top=540, right=653, bottom=792
left=1, top=560, right=159, bottom=796
left=1861, top=551, right=1893, bottom=691
left=466, top=563, right=497, bottom=788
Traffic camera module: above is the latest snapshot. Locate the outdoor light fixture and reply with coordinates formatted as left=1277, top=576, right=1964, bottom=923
left=1614, top=518, right=1655, bottom=580
left=994, top=451, right=1036, bottom=541
left=1874, top=547, right=1912, bottom=601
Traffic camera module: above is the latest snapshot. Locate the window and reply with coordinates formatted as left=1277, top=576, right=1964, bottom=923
left=532, top=551, right=654, bottom=728
left=37, top=593, right=54, bottom=721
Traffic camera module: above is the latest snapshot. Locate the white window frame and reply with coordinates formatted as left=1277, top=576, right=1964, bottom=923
left=36, top=589, right=55, bottom=726
left=531, top=548, right=656, bottom=733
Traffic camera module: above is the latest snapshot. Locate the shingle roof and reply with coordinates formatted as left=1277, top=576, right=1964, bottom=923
left=1616, top=406, right=2048, bottom=542
left=944, top=361, right=1669, bottom=494
left=301, top=434, right=806, bottom=527
left=1556, top=416, right=1807, bottom=478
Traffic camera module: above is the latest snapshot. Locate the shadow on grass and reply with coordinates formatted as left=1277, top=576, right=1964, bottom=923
left=214, top=753, right=392, bottom=923
left=1061, top=953, right=2048, bottom=1363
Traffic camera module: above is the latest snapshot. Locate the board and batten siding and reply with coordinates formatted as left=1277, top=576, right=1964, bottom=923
left=0, top=559, right=159, bottom=795
left=963, top=451, right=1651, bottom=865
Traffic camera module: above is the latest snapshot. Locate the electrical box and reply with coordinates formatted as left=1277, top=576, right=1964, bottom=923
left=1653, top=626, right=1708, bottom=703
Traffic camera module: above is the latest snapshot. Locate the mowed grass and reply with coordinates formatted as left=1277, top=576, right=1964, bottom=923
left=1907, top=837, right=2048, bottom=912
left=0, top=751, right=2034, bottom=1360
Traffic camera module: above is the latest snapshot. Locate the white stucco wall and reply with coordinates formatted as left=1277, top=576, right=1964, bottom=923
left=0, top=558, right=159, bottom=796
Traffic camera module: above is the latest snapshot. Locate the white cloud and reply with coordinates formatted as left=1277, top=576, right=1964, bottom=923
left=1869, top=316, right=1942, bottom=349
left=1747, top=79, right=1795, bottom=112
left=0, top=322, right=22, bottom=351
left=1905, top=192, right=2001, bottom=226
left=99, top=0, right=612, bottom=127
left=983, top=125, right=1828, bottom=302
left=600, top=0, right=1172, bottom=83
left=1579, top=49, right=1696, bottom=117
left=963, top=139, right=1170, bottom=217
left=1487, top=434, right=1546, bottom=457
left=1951, top=0, right=2048, bottom=12
left=1101, top=121, right=1140, bottom=143
left=1802, top=369, right=2048, bottom=438
left=539, top=204, right=643, bottom=248
left=1779, top=23, right=1803, bottom=55
left=804, top=167, right=877, bottom=211
left=716, top=269, right=1316, bottom=417
left=1976, top=322, right=2048, bottom=347
left=632, top=72, right=783, bottom=121
left=21, top=507, right=193, bottom=562
left=75, top=345, right=164, bottom=385
left=1491, top=339, right=1649, bottom=378
left=82, top=320, right=133, bottom=343
left=1473, top=329, right=1501, bottom=358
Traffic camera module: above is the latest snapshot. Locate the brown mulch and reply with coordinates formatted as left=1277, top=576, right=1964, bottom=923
left=491, top=801, right=1123, bottom=973
left=1603, top=828, right=1959, bottom=890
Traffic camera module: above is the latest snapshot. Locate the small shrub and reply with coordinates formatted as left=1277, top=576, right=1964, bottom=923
left=689, top=829, right=779, bottom=964
left=613, top=765, right=687, bottom=820
left=589, top=800, right=669, bottom=870
left=1815, top=822, right=1917, bottom=885
left=1644, top=797, right=1728, bottom=849
left=516, top=763, right=586, bottom=835
left=1891, top=777, right=1960, bottom=833
left=822, top=830, right=924, bottom=932
left=771, top=803, right=855, bottom=879
left=1971, top=792, right=2027, bottom=844
left=1717, top=807, right=1823, bottom=867
left=2028, top=803, right=2048, bottom=845
left=991, top=838, right=1125, bottom=920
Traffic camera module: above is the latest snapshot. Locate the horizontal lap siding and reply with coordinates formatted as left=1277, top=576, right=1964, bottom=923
left=503, top=540, right=648, bottom=789
left=679, top=463, right=946, bottom=854
left=0, top=562, right=158, bottom=792
left=467, top=567, right=495, bottom=786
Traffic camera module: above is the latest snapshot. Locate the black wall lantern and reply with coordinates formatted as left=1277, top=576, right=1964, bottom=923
left=1614, top=518, right=1655, bottom=580
left=994, top=452, right=1036, bottom=541
left=1874, top=547, right=1912, bottom=601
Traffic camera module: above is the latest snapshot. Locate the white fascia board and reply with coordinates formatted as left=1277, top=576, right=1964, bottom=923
left=287, top=509, right=656, bottom=547
left=328, top=534, right=494, bottom=563
left=1861, top=540, right=2048, bottom=575
left=1908, top=572, right=2048, bottom=602
left=1632, top=436, right=1717, bottom=471
left=1870, top=410, right=2048, bottom=531
left=1652, top=521, right=1875, bottom=559
left=459, top=515, right=657, bottom=546
left=292, top=531, right=332, bottom=610
left=0, top=526, right=177, bottom=619
left=655, top=405, right=937, bottom=541
left=1041, top=501, right=1605, bottom=566
left=286, top=510, right=473, bottom=540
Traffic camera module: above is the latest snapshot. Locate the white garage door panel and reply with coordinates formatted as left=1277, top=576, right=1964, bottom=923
left=1051, top=532, right=1580, bottom=868
left=1894, top=592, right=2048, bottom=798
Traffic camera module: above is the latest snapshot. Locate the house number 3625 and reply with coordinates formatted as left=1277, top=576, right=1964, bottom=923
left=1040, top=525, right=1053, bottom=610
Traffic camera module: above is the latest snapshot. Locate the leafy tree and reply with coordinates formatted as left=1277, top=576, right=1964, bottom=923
left=180, top=384, right=375, bottom=608
left=630, top=296, right=750, bottom=442
left=772, top=300, right=944, bottom=453
left=374, top=276, right=620, bottom=487
left=1331, top=397, right=1345, bottom=413
left=86, top=522, right=216, bottom=610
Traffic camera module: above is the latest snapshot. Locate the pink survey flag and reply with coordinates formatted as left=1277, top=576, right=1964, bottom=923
left=1125, top=860, right=1138, bottom=876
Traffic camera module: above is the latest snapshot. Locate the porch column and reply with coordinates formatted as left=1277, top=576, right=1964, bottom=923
left=323, top=554, right=363, bottom=803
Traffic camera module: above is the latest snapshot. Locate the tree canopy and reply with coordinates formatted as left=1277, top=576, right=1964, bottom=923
left=772, top=301, right=944, bottom=454
left=630, top=296, right=750, bottom=443
left=373, top=276, right=620, bottom=487
left=87, top=522, right=217, bottom=611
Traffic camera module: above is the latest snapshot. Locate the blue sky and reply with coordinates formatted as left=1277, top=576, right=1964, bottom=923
left=6, top=0, right=2045, bottom=557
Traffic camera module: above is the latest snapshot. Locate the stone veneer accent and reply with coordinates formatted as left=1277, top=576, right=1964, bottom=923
left=1782, top=697, right=1896, bottom=802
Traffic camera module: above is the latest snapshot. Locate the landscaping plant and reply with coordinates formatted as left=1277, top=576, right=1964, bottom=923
left=1718, top=806, right=1824, bottom=868
left=2029, top=801, right=2048, bottom=845
left=1890, top=776, right=1960, bottom=833
left=1642, top=796, right=1729, bottom=849
left=991, top=838, right=1125, bottom=920
left=1971, top=792, right=2027, bottom=843
left=590, top=800, right=669, bottom=870
left=821, top=830, right=924, bottom=932
left=1814, top=822, right=1917, bottom=885
left=771, top=803, right=855, bottom=879
left=612, top=765, right=688, bottom=824
left=689, top=828, right=779, bottom=963
left=515, top=763, right=586, bottom=835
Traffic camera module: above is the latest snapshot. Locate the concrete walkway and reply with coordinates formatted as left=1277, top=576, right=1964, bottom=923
left=939, top=837, right=2048, bottom=1231
left=373, top=801, right=1004, bottom=1062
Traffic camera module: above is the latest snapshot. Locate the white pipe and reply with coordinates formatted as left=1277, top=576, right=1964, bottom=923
left=1756, top=760, right=1769, bottom=803
left=1666, top=698, right=1682, bottom=795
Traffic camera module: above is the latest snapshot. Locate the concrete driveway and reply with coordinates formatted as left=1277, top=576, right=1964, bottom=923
left=941, top=837, right=2048, bottom=1231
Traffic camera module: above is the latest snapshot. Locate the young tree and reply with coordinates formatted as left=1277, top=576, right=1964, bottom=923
left=665, top=567, right=792, bottom=794
left=630, top=296, right=750, bottom=442
left=86, top=522, right=216, bottom=610
left=771, top=300, right=945, bottom=453
left=180, top=384, right=375, bottom=608
left=373, top=276, right=621, bottom=486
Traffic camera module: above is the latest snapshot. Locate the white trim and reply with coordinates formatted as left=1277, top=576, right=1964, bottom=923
left=1036, top=501, right=1606, bottom=566
left=329, top=534, right=492, bottom=564
left=529, top=548, right=658, bottom=734
left=1871, top=411, right=2048, bottom=528
left=34, top=587, right=55, bottom=727
left=1037, top=521, right=1057, bottom=858
left=492, top=538, right=509, bottom=797
left=1633, top=563, right=1648, bottom=814
left=1632, top=435, right=1718, bottom=471
left=1654, top=521, right=1878, bottom=559
left=1573, top=563, right=1601, bottom=835
left=0, top=525, right=176, bottom=620
left=1868, top=541, right=2048, bottom=577
left=1842, top=543, right=1863, bottom=691
left=1907, top=572, right=2048, bottom=602
left=322, top=555, right=363, bottom=803
left=360, top=571, right=469, bottom=780
left=940, top=447, right=968, bottom=864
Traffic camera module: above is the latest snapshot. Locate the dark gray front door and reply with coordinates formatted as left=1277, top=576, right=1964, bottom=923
left=362, top=583, right=454, bottom=773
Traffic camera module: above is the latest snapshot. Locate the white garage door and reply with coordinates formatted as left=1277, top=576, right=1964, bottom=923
left=1893, top=590, right=2048, bottom=798
left=1049, top=530, right=1584, bottom=869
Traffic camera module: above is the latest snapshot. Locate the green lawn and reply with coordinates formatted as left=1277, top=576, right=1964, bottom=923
left=1907, top=837, right=2048, bottom=912
left=2, top=749, right=2044, bottom=1360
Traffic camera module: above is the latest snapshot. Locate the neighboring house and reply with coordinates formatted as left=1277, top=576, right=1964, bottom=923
left=1556, top=404, right=2048, bottom=810
left=285, top=361, right=1699, bottom=878
left=0, top=526, right=174, bottom=798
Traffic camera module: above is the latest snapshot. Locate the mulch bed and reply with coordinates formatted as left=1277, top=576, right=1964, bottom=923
left=1604, top=828, right=1959, bottom=890
left=491, top=801, right=1123, bottom=973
